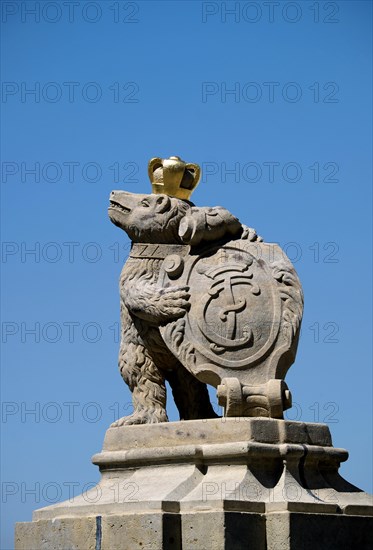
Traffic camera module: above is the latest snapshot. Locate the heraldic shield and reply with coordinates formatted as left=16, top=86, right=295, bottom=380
left=158, top=240, right=303, bottom=418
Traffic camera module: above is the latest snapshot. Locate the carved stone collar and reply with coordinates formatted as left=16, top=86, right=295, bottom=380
left=129, top=243, right=190, bottom=260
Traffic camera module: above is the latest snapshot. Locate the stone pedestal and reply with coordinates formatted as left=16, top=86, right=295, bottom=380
left=15, top=418, right=372, bottom=549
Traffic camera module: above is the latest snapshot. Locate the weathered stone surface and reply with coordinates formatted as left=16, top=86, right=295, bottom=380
left=101, top=417, right=333, bottom=451
left=101, top=513, right=176, bottom=550
left=15, top=517, right=96, bottom=550
left=108, top=156, right=303, bottom=425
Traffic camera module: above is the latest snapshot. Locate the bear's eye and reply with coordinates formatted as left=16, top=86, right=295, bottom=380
left=141, top=200, right=149, bottom=207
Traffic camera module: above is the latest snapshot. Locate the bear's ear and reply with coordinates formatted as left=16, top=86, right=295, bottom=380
left=178, top=211, right=200, bottom=244
left=178, top=206, right=242, bottom=246
left=154, top=194, right=171, bottom=213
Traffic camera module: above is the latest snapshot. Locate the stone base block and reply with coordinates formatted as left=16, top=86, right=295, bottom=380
left=15, top=419, right=373, bottom=549
left=15, top=517, right=97, bottom=550
left=16, top=513, right=181, bottom=550
left=181, top=511, right=266, bottom=550
left=16, top=510, right=373, bottom=550
left=266, top=511, right=373, bottom=550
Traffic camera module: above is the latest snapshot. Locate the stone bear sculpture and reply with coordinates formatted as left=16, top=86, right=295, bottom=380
left=108, top=190, right=262, bottom=425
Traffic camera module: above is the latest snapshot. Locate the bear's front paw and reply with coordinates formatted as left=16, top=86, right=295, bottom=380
left=152, top=285, right=190, bottom=321
left=241, top=224, right=263, bottom=242
left=124, top=283, right=190, bottom=323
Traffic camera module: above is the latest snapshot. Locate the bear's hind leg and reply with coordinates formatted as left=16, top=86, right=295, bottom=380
left=112, top=342, right=168, bottom=426
left=166, top=366, right=219, bottom=421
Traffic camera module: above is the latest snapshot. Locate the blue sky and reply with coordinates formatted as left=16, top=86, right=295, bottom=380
left=1, top=1, right=372, bottom=548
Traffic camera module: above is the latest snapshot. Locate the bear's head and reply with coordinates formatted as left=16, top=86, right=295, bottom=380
left=109, top=191, right=191, bottom=244
left=109, top=190, right=243, bottom=245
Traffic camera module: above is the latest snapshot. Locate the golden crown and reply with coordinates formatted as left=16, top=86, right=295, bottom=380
left=148, top=156, right=200, bottom=200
